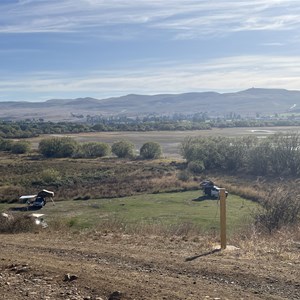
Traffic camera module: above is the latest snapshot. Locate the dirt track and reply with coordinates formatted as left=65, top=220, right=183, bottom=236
left=0, top=232, right=299, bottom=300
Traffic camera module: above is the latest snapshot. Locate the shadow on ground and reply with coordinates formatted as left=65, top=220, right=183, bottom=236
left=9, top=206, right=42, bottom=212
left=185, top=248, right=221, bottom=261
left=192, top=195, right=218, bottom=202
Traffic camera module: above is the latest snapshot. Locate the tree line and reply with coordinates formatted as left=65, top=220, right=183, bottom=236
left=181, top=132, right=300, bottom=177
left=3, top=127, right=300, bottom=177
left=2, top=117, right=300, bottom=139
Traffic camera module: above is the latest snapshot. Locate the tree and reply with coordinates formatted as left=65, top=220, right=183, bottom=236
left=221, top=137, right=256, bottom=171
left=79, top=142, right=111, bottom=158
left=0, top=138, right=13, bottom=151
left=10, top=141, right=30, bottom=154
left=140, top=142, right=162, bottom=159
left=180, top=136, right=196, bottom=162
left=247, top=140, right=270, bottom=175
left=180, top=136, right=225, bottom=169
left=112, top=140, right=135, bottom=158
left=39, top=137, right=78, bottom=158
left=187, top=160, right=205, bottom=174
left=269, top=132, right=300, bottom=176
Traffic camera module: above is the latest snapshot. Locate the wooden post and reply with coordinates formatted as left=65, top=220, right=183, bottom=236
left=219, top=188, right=227, bottom=250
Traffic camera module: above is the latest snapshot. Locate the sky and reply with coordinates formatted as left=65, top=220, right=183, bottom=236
left=1, top=0, right=300, bottom=102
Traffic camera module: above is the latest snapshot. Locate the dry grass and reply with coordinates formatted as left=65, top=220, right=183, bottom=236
left=45, top=215, right=300, bottom=265
left=205, top=173, right=265, bottom=202
left=147, top=173, right=198, bottom=193
left=254, top=187, right=300, bottom=233
left=50, top=216, right=206, bottom=239
left=231, top=225, right=300, bottom=262
left=215, top=180, right=265, bottom=202
left=124, top=221, right=204, bottom=238
left=0, top=185, right=26, bottom=203
left=0, top=213, right=38, bottom=233
left=84, top=219, right=213, bottom=248
left=0, top=155, right=193, bottom=202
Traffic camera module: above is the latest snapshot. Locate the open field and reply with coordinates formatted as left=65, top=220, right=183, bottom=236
left=27, top=126, right=300, bottom=157
left=0, top=191, right=257, bottom=234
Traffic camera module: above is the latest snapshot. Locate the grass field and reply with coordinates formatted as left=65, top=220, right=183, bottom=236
left=27, top=126, right=300, bottom=157
left=0, top=190, right=257, bottom=234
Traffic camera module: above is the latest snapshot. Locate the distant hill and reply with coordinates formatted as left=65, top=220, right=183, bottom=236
left=1, top=88, right=300, bottom=121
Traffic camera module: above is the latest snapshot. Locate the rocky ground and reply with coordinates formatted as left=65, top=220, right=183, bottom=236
left=0, top=232, right=299, bottom=300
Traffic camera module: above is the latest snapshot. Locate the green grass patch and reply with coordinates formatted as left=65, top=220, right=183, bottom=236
left=0, top=191, right=257, bottom=234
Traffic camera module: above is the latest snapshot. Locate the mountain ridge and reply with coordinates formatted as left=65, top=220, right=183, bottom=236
left=1, top=88, right=300, bottom=121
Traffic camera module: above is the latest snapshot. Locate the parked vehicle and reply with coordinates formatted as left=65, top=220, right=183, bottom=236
left=19, top=189, right=55, bottom=209
left=32, top=196, right=46, bottom=207
left=210, top=185, right=228, bottom=198
left=200, top=180, right=228, bottom=198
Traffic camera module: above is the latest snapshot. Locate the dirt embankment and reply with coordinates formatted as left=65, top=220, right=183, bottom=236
left=0, top=232, right=299, bottom=300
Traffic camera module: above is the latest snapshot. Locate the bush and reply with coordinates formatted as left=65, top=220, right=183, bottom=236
left=0, top=138, right=13, bottom=151
left=40, top=168, right=61, bottom=184
left=79, top=142, right=111, bottom=158
left=0, top=185, right=25, bottom=203
left=10, top=141, right=30, bottom=154
left=39, top=137, right=78, bottom=158
left=187, top=160, right=205, bottom=174
left=112, top=140, right=135, bottom=158
left=177, top=170, right=191, bottom=182
left=0, top=214, right=37, bottom=233
left=255, top=188, right=300, bottom=233
left=140, top=142, right=162, bottom=159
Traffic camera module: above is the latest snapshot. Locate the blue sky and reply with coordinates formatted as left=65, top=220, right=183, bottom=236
left=1, top=0, right=300, bottom=101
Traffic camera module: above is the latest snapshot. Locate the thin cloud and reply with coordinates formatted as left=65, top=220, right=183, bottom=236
left=2, top=1, right=300, bottom=102
left=1, top=0, right=300, bottom=38
left=1, top=55, right=300, bottom=101
left=261, top=42, right=284, bottom=46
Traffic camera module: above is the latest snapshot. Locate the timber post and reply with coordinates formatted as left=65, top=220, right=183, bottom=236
left=219, top=188, right=227, bottom=250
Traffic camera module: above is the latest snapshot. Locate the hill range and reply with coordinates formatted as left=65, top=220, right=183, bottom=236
left=1, top=88, right=300, bottom=121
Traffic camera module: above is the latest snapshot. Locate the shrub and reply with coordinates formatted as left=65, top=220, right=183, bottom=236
left=254, top=188, right=300, bottom=233
left=0, top=138, right=13, bottom=151
left=39, top=137, right=78, bottom=158
left=40, top=168, right=61, bottom=184
left=0, top=185, right=25, bottom=203
left=10, top=141, right=30, bottom=154
left=0, top=214, right=37, bottom=233
left=112, top=140, right=135, bottom=158
left=79, top=142, right=111, bottom=158
left=177, top=170, right=191, bottom=182
left=187, top=160, right=205, bottom=174
left=140, top=142, right=162, bottom=159
left=247, top=141, right=270, bottom=175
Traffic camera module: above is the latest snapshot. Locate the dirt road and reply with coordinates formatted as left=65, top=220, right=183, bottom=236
left=0, top=232, right=299, bottom=300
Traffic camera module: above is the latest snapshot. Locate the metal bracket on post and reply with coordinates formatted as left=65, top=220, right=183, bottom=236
left=219, top=188, right=227, bottom=250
